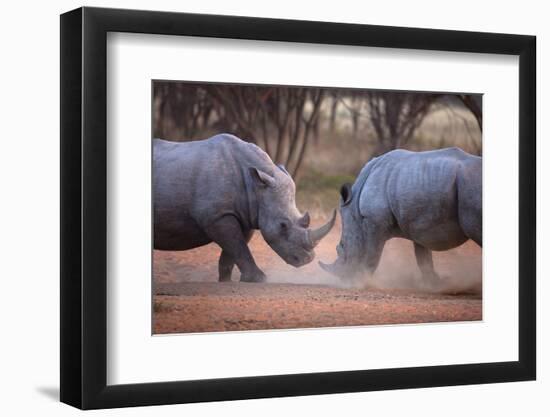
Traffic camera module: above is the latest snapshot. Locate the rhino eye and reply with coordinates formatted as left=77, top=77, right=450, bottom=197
left=279, top=221, right=290, bottom=234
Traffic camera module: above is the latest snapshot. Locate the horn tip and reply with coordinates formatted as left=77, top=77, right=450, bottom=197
left=328, top=209, right=337, bottom=225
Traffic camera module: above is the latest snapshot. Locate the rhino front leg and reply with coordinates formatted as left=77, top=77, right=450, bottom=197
left=364, top=231, right=386, bottom=276
left=218, top=230, right=254, bottom=282
left=218, top=251, right=234, bottom=282
left=413, top=242, right=440, bottom=285
left=205, top=216, right=266, bottom=283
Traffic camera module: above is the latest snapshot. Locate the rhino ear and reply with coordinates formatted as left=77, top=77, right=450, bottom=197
left=277, top=164, right=291, bottom=177
left=340, top=183, right=352, bottom=206
left=249, top=167, right=275, bottom=188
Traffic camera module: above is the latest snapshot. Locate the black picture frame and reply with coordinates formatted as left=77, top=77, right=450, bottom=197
left=60, top=6, right=536, bottom=410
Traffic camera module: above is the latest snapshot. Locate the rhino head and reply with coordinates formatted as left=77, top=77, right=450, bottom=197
left=250, top=166, right=336, bottom=267
left=319, top=183, right=366, bottom=278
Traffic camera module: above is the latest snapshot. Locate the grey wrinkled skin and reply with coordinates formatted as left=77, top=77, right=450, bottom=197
left=154, top=134, right=336, bottom=283
left=320, top=147, right=482, bottom=285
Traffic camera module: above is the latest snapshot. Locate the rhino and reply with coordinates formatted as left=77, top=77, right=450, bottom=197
left=154, top=134, right=336, bottom=283
left=320, top=147, right=481, bottom=285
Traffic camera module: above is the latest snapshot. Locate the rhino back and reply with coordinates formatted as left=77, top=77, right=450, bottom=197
left=359, top=148, right=479, bottom=250
left=154, top=134, right=273, bottom=231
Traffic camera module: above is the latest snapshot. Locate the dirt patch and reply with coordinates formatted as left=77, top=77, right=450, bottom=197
left=153, top=218, right=482, bottom=334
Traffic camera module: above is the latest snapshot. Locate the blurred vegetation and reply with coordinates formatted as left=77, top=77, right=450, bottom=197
left=296, top=171, right=356, bottom=218
left=153, top=82, right=482, bottom=217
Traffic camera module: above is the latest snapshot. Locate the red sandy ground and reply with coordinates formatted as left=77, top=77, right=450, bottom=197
left=153, top=219, right=482, bottom=334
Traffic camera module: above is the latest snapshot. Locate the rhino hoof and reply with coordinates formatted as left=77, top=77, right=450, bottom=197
left=240, top=271, right=266, bottom=283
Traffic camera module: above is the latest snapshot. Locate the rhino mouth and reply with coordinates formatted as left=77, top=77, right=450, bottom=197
left=287, top=250, right=315, bottom=267
left=263, top=210, right=336, bottom=268
left=265, top=239, right=315, bottom=267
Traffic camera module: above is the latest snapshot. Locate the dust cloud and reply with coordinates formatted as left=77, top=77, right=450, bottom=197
left=154, top=219, right=482, bottom=296
left=367, top=238, right=481, bottom=294
left=265, top=238, right=481, bottom=295
left=262, top=218, right=481, bottom=295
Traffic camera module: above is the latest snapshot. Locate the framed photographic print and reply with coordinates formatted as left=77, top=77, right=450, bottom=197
left=60, top=6, right=536, bottom=409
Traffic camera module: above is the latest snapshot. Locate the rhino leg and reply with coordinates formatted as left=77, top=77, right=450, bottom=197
left=413, top=242, right=440, bottom=284
left=218, top=251, right=234, bottom=282
left=457, top=159, right=482, bottom=247
left=218, top=230, right=254, bottom=282
left=363, top=228, right=387, bottom=276
left=205, top=216, right=265, bottom=283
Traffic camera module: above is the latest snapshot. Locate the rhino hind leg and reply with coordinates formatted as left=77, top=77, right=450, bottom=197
left=459, top=214, right=482, bottom=247
left=218, top=230, right=254, bottom=282
left=457, top=162, right=482, bottom=247
left=205, top=216, right=265, bottom=283
left=413, top=242, right=441, bottom=286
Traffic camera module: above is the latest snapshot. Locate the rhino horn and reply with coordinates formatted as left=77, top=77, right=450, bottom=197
left=308, top=209, right=337, bottom=248
left=318, top=260, right=335, bottom=274
left=318, top=258, right=346, bottom=277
